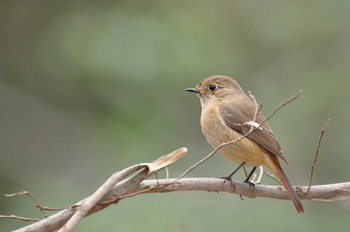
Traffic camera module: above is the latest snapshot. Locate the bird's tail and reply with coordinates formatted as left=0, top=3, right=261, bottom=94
left=269, top=160, right=304, bottom=214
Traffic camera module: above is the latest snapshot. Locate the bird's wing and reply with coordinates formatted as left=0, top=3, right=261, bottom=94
left=219, top=102, right=290, bottom=166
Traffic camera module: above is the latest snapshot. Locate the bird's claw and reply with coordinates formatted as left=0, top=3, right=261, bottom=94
left=244, top=179, right=256, bottom=192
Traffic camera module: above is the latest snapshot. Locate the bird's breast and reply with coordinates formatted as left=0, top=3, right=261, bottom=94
left=200, top=105, right=270, bottom=166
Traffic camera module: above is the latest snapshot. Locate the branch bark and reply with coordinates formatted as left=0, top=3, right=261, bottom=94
left=138, top=178, right=350, bottom=200
left=11, top=176, right=350, bottom=232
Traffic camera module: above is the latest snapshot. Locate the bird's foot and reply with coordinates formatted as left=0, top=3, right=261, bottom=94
left=243, top=179, right=255, bottom=192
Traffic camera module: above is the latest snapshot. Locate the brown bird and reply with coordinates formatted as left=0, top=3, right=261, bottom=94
left=186, top=75, right=304, bottom=213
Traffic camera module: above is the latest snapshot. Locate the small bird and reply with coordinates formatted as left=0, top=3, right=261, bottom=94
left=186, top=75, right=304, bottom=214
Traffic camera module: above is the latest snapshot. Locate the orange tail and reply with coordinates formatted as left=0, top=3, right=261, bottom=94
left=266, top=157, right=304, bottom=213
left=270, top=161, right=304, bottom=214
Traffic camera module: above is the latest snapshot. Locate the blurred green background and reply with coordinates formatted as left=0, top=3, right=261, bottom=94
left=1, top=1, right=350, bottom=231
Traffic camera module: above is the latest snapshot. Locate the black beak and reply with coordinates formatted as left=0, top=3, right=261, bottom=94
left=185, top=88, right=199, bottom=93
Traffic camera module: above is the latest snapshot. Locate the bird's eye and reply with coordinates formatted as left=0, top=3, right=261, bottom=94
left=208, top=84, right=218, bottom=91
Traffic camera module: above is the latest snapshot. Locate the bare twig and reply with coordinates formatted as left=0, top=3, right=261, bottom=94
left=308, top=118, right=331, bottom=192
left=264, top=90, right=302, bottom=122
left=263, top=171, right=282, bottom=185
left=5, top=192, right=43, bottom=214
left=0, top=215, right=40, bottom=222
left=4, top=191, right=63, bottom=218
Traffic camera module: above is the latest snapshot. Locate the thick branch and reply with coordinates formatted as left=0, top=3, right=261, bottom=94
left=138, top=178, right=350, bottom=200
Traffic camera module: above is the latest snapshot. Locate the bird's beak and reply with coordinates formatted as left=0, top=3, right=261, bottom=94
left=185, top=87, right=200, bottom=93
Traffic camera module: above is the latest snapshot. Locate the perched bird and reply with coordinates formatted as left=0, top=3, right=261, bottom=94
left=186, top=75, right=304, bottom=213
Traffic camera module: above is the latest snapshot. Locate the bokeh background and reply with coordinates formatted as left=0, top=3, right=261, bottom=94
left=1, top=1, right=350, bottom=231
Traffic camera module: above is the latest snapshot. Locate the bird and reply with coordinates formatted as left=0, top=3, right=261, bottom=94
left=186, top=75, right=304, bottom=214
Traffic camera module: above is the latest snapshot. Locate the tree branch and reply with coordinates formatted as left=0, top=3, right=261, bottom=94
left=138, top=178, right=350, bottom=200
left=9, top=177, right=350, bottom=232
left=308, top=118, right=331, bottom=191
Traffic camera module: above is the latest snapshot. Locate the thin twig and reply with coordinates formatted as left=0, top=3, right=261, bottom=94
left=308, top=118, right=331, bottom=192
left=263, top=171, right=282, bottom=185
left=0, top=215, right=40, bottom=222
left=264, top=90, right=302, bottom=122
left=4, top=191, right=64, bottom=218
